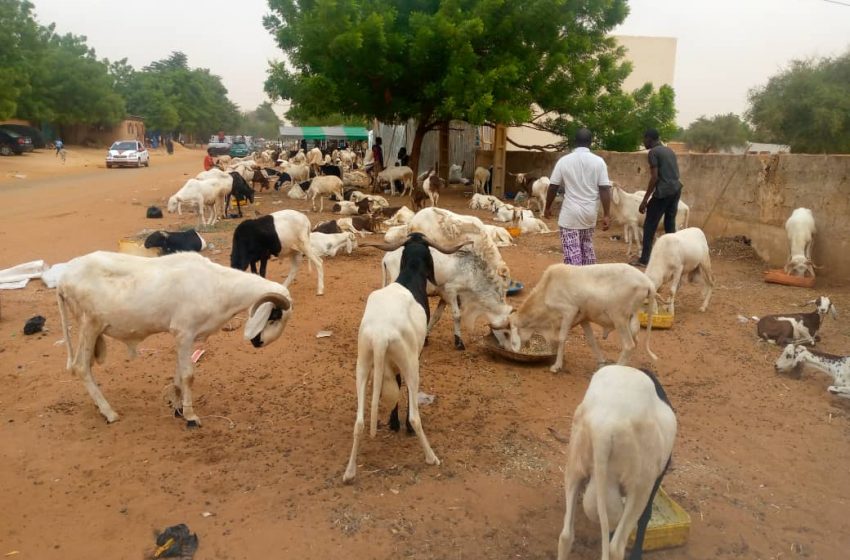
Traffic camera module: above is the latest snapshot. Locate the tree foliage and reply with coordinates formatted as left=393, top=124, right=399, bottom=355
left=264, top=0, right=656, bottom=168
left=681, top=113, right=750, bottom=153
left=747, top=49, right=850, bottom=153
left=240, top=102, right=283, bottom=139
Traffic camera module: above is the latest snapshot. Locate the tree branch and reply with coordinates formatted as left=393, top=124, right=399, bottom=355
left=505, top=136, right=565, bottom=152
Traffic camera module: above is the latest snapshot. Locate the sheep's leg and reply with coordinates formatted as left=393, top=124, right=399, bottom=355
left=628, top=463, right=668, bottom=560
left=73, top=328, right=118, bottom=423
left=557, top=468, right=583, bottom=560
left=449, top=294, right=465, bottom=350
left=427, top=297, right=446, bottom=334
left=827, top=385, right=850, bottom=399
left=249, top=261, right=258, bottom=275
left=667, top=266, right=684, bottom=316
left=175, top=336, right=201, bottom=427
left=614, top=318, right=638, bottom=365
left=306, top=251, right=325, bottom=296
left=698, top=260, right=714, bottom=312
left=403, top=358, right=440, bottom=466
left=343, top=350, right=370, bottom=483
left=551, top=312, right=576, bottom=373
left=258, top=258, right=269, bottom=278
left=581, top=323, right=607, bottom=367
left=283, top=253, right=303, bottom=288
left=610, top=478, right=656, bottom=560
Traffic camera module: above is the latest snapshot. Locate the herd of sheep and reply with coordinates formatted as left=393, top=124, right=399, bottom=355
left=52, top=145, right=845, bottom=560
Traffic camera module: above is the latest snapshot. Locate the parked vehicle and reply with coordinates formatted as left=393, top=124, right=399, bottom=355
left=230, top=140, right=250, bottom=157
left=0, top=124, right=45, bottom=148
left=106, top=140, right=150, bottom=168
left=0, top=128, right=34, bottom=156
left=208, top=135, right=231, bottom=156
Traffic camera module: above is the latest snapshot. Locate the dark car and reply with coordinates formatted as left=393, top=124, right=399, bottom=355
left=0, top=124, right=45, bottom=148
left=0, top=128, right=35, bottom=156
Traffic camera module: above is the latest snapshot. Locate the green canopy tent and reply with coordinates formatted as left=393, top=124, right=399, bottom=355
left=278, top=125, right=369, bottom=140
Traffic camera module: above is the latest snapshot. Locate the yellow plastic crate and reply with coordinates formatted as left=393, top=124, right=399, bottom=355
left=230, top=198, right=248, bottom=207
left=638, top=310, right=674, bottom=329
left=117, top=239, right=159, bottom=257
left=628, top=487, right=691, bottom=551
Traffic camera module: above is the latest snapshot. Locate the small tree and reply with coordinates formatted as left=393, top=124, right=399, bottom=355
left=264, top=0, right=634, bottom=173
left=681, top=113, right=750, bottom=153
left=747, top=49, right=850, bottom=153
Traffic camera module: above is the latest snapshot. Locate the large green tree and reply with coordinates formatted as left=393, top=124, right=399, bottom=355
left=264, top=0, right=644, bottom=172
left=681, top=113, right=750, bottom=153
left=747, top=49, right=850, bottom=153
left=240, top=102, right=283, bottom=138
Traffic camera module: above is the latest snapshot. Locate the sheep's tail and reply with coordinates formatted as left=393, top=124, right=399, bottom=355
left=592, top=430, right=613, bottom=560
left=56, top=291, right=74, bottom=370
left=682, top=205, right=690, bottom=228
left=381, top=258, right=389, bottom=288
left=645, top=285, right=658, bottom=362
left=369, top=339, right=388, bottom=438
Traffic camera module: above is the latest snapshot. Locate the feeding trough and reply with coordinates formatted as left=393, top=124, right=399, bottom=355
left=506, top=280, right=524, bottom=296
left=118, top=239, right=159, bottom=258
left=480, top=331, right=557, bottom=364
left=764, top=269, right=816, bottom=288
left=639, top=300, right=674, bottom=329
left=506, top=226, right=522, bottom=238
left=627, top=487, right=691, bottom=551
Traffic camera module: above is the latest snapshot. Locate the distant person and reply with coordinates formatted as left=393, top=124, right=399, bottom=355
left=632, top=128, right=683, bottom=268
left=165, top=137, right=174, bottom=155
left=397, top=146, right=409, bottom=167
left=300, top=138, right=307, bottom=152
left=372, top=137, right=384, bottom=175
left=545, top=128, right=611, bottom=266
left=54, top=138, right=64, bottom=156
left=203, top=148, right=215, bottom=171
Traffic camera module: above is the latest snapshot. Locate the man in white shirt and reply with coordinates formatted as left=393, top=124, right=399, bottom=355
left=544, top=128, right=612, bottom=265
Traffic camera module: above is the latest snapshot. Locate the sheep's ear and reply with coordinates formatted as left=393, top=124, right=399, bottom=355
left=244, top=302, right=274, bottom=340
left=830, top=304, right=839, bottom=320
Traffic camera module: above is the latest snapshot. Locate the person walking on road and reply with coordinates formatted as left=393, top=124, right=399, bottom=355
left=544, top=128, right=612, bottom=265
left=631, top=128, right=683, bottom=267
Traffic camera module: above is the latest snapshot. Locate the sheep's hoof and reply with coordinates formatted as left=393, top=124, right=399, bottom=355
left=174, top=408, right=183, bottom=418
left=454, top=336, right=466, bottom=350
left=104, top=412, right=119, bottom=424
left=549, top=364, right=563, bottom=374
left=342, top=471, right=356, bottom=484
left=186, top=419, right=200, bottom=429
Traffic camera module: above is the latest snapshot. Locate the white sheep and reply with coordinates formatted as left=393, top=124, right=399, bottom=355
left=309, top=231, right=356, bottom=258
left=481, top=224, right=514, bottom=247
left=558, top=365, right=676, bottom=560
left=57, top=251, right=292, bottom=426
left=383, top=224, right=410, bottom=245
left=383, top=206, right=415, bottom=227
left=643, top=227, right=715, bottom=314
left=332, top=200, right=361, bottom=216
left=167, top=177, right=229, bottom=227
left=497, top=263, right=658, bottom=372
left=473, top=166, right=491, bottom=195
left=784, top=207, right=816, bottom=277
left=287, top=183, right=307, bottom=200
left=376, top=166, right=414, bottom=196
left=530, top=176, right=550, bottom=216
left=306, top=175, right=344, bottom=212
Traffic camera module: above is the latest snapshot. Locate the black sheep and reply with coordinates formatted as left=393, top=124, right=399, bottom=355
left=313, top=220, right=342, bottom=234
left=144, top=230, right=207, bottom=255
left=274, top=172, right=292, bottom=191
left=226, top=172, right=255, bottom=217
left=230, top=216, right=282, bottom=278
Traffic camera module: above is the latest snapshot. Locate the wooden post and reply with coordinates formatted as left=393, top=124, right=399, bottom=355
left=492, top=123, right=507, bottom=197
left=438, top=121, right=450, bottom=180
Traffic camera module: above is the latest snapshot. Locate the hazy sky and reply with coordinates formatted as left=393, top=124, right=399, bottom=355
left=30, top=0, right=850, bottom=126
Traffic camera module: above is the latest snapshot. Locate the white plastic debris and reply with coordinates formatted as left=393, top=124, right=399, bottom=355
left=0, top=260, right=49, bottom=289
left=417, top=392, right=435, bottom=406
left=316, top=331, right=333, bottom=338
left=737, top=315, right=749, bottom=324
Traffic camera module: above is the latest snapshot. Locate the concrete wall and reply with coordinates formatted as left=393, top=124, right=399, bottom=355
left=497, top=150, right=850, bottom=278
left=64, top=118, right=145, bottom=147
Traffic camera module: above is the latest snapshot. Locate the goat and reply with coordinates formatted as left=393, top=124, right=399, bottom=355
left=143, top=230, right=207, bottom=255
left=774, top=344, right=850, bottom=399
left=784, top=208, right=817, bottom=277
left=250, top=169, right=270, bottom=191
left=473, top=167, right=491, bottom=195
left=342, top=233, right=470, bottom=483
left=757, top=296, right=837, bottom=346
left=309, top=231, right=356, bottom=258
left=410, top=185, right=431, bottom=211
left=558, top=365, right=676, bottom=560
left=643, top=227, right=714, bottom=314
left=230, top=210, right=325, bottom=295
left=495, top=263, right=657, bottom=373
left=225, top=171, right=256, bottom=218
left=423, top=169, right=443, bottom=207
left=306, top=175, right=344, bottom=212
left=56, top=251, right=292, bottom=426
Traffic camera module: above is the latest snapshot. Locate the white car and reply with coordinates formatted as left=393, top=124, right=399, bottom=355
left=106, top=140, right=150, bottom=168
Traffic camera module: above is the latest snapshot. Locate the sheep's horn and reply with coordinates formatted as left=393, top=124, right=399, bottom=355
left=420, top=235, right=473, bottom=255
left=359, top=239, right=407, bottom=252
left=250, top=292, right=291, bottom=314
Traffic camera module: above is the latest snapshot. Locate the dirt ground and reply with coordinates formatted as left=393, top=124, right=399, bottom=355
left=1, top=147, right=849, bottom=560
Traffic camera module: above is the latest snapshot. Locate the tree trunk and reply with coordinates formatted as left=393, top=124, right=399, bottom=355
left=409, top=120, right=431, bottom=184
left=438, top=120, right=450, bottom=182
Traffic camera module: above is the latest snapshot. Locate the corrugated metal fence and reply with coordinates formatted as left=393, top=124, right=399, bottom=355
left=374, top=119, right=478, bottom=178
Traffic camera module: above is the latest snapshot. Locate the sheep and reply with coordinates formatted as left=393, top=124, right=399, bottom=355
left=305, top=175, right=344, bottom=212
left=495, top=263, right=658, bottom=373
left=531, top=176, right=550, bottom=216
left=757, top=296, right=837, bottom=346
left=469, top=193, right=501, bottom=211
left=250, top=169, right=270, bottom=191
left=493, top=203, right=518, bottom=223
left=643, top=227, right=715, bottom=314
left=481, top=224, right=514, bottom=247
left=381, top=206, right=415, bottom=227
left=167, top=177, right=228, bottom=227
left=287, top=183, right=307, bottom=200
left=342, top=233, right=470, bottom=483
left=784, top=208, right=817, bottom=277
left=376, top=166, right=414, bottom=196
left=350, top=191, right=389, bottom=208
left=230, top=209, right=325, bottom=295
left=558, top=365, right=676, bottom=560
left=515, top=215, right=551, bottom=234
left=410, top=185, right=431, bottom=211
left=313, top=219, right=365, bottom=237
left=318, top=163, right=342, bottom=178
left=774, top=344, right=850, bottom=399
left=331, top=201, right=362, bottom=216
left=306, top=146, right=324, bottom=174
left=274, top=164, right=310, bottom=190
left=612, top=187, right=690, bottom=256
left=143, top=229, right=207, bottom=255
left=309, top=231, right=357, bottom=258
left=56, top=251, right=292, bottom=426
left=343, top=215, right=381, bottom=234
left=473, top=166, right=491, bottom=195
left=384, top=224, right=410, bottom=244
left=343, top=170, right=372, bottom=189
left=225, top=171, right=256, bottom=218
left=382, top=236, right=513, bottom=349
left=408, top=207, right=491, bottom=247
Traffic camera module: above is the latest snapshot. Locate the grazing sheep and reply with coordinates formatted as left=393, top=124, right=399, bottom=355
left=143, top=230, right=206, bottom=255
left=473, top=166, right=491, bottom=195
left=784, top=207, right=817, bottom=277
left=643, top=227, right=715, bottom=314
left=306, top=175, right=344, bottom=212
left=57, top=251, right=292, bottom=425
left=376, top=166, right=415, bottom=196
left=558, top=365, right=676, bottom=560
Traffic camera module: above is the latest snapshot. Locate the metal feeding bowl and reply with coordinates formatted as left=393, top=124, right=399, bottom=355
left=480, top=331, right=558, bottom=364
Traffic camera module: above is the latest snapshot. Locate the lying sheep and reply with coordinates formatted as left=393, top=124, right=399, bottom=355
left=558, top=365, right=676, bottom=560
left=643, top=227, right=714, bottom=314
left=784, top=207, right=817, bottom=277
left=143, top=230, right=207, bottom=255
left=57, top=251, right=292, bottom=426
left=757, top=296, right=837, bottom=346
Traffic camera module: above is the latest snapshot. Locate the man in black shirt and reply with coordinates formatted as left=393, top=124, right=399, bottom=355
left=633, top=128, right=682, bottom=267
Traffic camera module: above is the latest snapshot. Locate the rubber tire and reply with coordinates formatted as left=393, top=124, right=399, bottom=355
left=0, top=145, right=12, bottom=156
left=144, top=158, right=150, bottom=167
left=106, top=163, right=112, bottom=168
left=136, top=159, right=142, bottom=168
